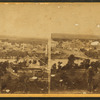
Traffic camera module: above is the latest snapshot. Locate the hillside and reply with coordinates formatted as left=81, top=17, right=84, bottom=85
left=52, top=33, right=100, bottom=40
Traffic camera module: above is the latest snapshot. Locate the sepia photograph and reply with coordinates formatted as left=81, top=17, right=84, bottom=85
left=0, top=36, right=48, bottom=94
left=0, top=4, right=49, bottom=94
left=50, top=3, right=100, bottom=94
left=51, top=33, right=100, bottom=94
left=1, top=3, right=100, bottom=97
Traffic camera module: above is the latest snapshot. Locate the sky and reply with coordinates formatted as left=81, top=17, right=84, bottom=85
left=0, top=3, right=100, bottom=39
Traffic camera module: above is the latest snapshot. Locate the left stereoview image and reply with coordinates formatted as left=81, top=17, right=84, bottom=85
left=0, top=36, right=48, bottom=94
left=0, top=4, right=49, bottom=94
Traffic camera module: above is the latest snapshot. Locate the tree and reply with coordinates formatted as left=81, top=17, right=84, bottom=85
left=62, top=54, right=76, bottom=70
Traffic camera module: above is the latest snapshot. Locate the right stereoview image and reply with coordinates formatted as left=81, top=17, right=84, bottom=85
left=50, top=33, right=100, bottom=94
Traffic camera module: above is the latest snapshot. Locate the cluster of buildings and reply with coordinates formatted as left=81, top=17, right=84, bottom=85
left=4, top=53, right=48, bottom=83
left=51, top=39, right=100, bottom=55
left=0, top=40, right=47, bottom=56
left=0, top=39, right=48, bottom=81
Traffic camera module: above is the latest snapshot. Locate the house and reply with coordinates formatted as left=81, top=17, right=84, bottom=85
left=51, top=40, right=58, bottom=48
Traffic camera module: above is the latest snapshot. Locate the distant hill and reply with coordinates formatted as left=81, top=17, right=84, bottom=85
left=52, top=33, right=100, bottom=40
left=0, top=35, right=47, bottom=44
